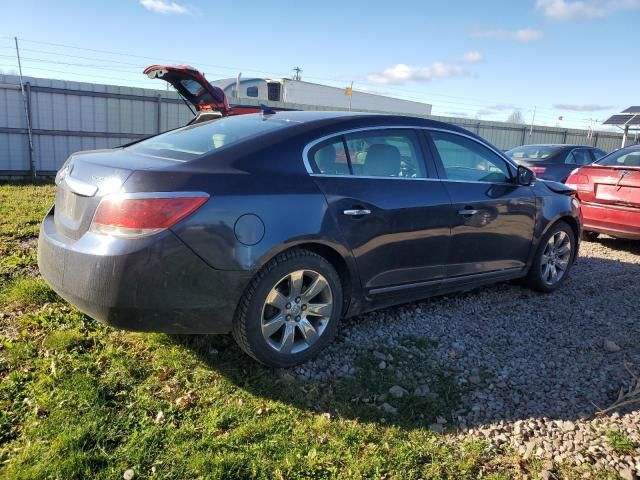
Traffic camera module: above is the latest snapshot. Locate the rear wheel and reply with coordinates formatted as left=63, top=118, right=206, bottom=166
left=232, top=249, right=342, bottom=367
left=525, top=221, right=576, bottom=292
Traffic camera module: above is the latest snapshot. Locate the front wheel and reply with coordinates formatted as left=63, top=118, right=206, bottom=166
left=232, top=249, right=343, bottom=367
left=525, top=221, right=576, bottom=293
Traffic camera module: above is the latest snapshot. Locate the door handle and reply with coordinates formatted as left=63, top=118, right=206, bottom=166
left=457, top=208, right=478, bottom=216
left=343, top=209, right=371, bottom=216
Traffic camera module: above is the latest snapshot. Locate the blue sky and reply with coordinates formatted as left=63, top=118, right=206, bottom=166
left=1, top=0, right=638, bottom=129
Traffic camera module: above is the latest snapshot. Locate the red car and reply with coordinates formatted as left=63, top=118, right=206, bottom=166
left=566, top=145, right=640, bottom=239
left=143, top=65, right=290, bottom=123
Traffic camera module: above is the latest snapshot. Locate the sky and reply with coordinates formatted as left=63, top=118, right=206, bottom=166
left=0, top=0, right=638, bottom=130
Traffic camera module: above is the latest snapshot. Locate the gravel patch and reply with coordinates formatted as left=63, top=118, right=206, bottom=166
left=296, top=237, right=640, bottom=476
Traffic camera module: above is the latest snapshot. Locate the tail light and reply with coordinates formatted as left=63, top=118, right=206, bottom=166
left=90, top=192, right=209, bottom=238
left=530, top=166, right=546, bottom=175
left=565, top=171, right=590, bottom=193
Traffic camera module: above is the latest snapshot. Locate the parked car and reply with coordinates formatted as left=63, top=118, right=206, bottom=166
left=506, top=144, right=607, bottom=183
left=38, top=112, right=582, bottom=367
left=144, top=65, right=293, bottom=124
left=566, top=144, right=640, bottom=240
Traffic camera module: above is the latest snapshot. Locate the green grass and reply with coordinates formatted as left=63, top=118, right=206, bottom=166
left=0, top=182, right=584, bottom=479
left=606, top=430, right=637, bottom=455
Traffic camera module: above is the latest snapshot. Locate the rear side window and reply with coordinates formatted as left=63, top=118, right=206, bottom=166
left=430, top=131, right=511, bottom=183
left=592, top=149, right=607, bottom=160
left=309, top=139, right=350, bottom=175
left=246, top=86, right=258, bottom=97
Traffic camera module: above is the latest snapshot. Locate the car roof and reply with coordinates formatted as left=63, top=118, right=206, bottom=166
left=512, top=144, right=593, bottom=149
left=244, top=110, right=475, bottom=135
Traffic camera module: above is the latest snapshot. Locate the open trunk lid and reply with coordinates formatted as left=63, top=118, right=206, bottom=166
left=144, top=65, right=229, bottom=115
left=568, top=165, right=640, bottom=208
left=53, top=149, right=179, bottom=241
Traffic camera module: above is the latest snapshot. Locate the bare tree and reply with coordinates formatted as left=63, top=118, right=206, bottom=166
left=507, top=109, right=524, bottom=124
left=0, top=67, right=19, bottom=76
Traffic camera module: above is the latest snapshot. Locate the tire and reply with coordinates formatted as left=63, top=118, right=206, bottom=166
left=582, top=231, right=599, bottom=242
left=232, top=248, right=343, bottom=368
left=525, top=221, right=576, bottom=293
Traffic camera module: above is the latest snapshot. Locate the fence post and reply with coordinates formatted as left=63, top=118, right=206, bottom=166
left=563, top=129, right=568, bottom=143
left=593, top=132, right=598, bottom=148
left=156, top=94, right=162, bottom=134
left=521, top=126, right=526, bottom=144
left=25, top=81, right=35, bottom=178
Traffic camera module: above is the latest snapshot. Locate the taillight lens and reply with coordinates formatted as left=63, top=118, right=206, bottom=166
left=565, top=171, right=590, bottom=192
left=530, top=166, right=546, bottom=175
left=91, top=193, right=209, bottom=238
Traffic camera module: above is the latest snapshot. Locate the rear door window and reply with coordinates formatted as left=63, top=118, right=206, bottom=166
left=591, top=149, right=607, bottom=160
left=344, top=130, right=426, bottom=178
left=568, top=149, right=592, bottom=166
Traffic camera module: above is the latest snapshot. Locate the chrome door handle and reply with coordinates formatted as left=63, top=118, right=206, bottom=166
left=343, top=209, right=371, bottom=216
left=457, top=209, right=478, bottom=216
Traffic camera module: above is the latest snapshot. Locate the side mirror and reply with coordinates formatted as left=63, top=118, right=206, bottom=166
left=517, top=165, right=535, bottom=186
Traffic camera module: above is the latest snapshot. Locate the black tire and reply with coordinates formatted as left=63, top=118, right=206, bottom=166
left=582, top=231, right=600, bottom=242
left=232, top=248, right=343, bottom=368
left=525, top=221, right=576, bottom=293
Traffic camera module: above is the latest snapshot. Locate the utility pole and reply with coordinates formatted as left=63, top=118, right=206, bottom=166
left=15, top=37, right=35, bottom=178
left=292, top=66, right=302, bottom=81
left=529, top=106, right=536, bottom=136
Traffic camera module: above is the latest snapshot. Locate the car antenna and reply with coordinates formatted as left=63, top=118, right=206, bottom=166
left=260, top=104, right=276, bottom=115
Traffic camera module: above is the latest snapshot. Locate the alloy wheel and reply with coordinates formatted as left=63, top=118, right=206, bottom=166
left=260, top=269, right=333, bottom=355
left=540, top=231, right=572, bottom=286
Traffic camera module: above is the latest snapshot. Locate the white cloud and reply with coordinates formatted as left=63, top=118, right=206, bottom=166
left=462, top=51, right=483, bottom=63
left=514, top=28, right=544, bottom=41
left=553, top=103, right=614, bottom=111
left=140, top=0, right=189, bottom=14
left=471, top=28, right=543, bottom=42
left=536, top=0, right=640, bottom=20
left=367, top=63, right=466, bottom=85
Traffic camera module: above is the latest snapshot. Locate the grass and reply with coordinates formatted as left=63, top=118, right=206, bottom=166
left=0, top=182, right=599, bottom=479
left=606, top=430, right=637, bottom=455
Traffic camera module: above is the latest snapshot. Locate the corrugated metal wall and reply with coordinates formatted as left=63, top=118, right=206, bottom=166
left=0, top=74, right=192, bottom=174
left=0, top=74, right=635, bottom=176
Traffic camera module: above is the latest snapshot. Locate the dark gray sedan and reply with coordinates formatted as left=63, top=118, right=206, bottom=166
left=39, top=111, right=582, bottom=367
left=506, top=144, right=606, bottom=182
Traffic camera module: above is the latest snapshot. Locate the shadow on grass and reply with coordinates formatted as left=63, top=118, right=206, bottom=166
left=170, top=250, right=640, bottom=431
left=171, top=333, right=461, bottom=430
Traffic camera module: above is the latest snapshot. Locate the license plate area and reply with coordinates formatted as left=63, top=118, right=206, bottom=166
left=595, top=184, right=640, bottom=207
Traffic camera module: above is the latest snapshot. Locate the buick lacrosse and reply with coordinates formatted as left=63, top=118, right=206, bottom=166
left=39, top=111, right=581, bottom=367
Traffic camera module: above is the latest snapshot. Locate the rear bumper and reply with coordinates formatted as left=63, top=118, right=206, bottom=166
left=582, top=202, right=640, bottom=239
left=38, top=210, right=252, bottom=333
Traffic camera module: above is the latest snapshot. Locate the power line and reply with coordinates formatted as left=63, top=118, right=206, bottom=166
left=0, top=35, right=609, bottom=126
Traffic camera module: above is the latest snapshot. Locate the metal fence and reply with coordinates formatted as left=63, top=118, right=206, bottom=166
left=0, top=73, right=636, bottom=176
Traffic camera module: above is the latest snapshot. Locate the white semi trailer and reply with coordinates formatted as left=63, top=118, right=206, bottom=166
left=212, top=76, right=432, bottom=116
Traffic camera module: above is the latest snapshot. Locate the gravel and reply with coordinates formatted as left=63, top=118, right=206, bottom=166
left=295, top=237, right=640, bottom=476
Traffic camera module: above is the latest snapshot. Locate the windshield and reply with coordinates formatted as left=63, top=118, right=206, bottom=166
left=506, top=145, right=561, bottom=162
left=127, top=114, right=290, bottom=159
left=595, top=148, right=640, bottom=167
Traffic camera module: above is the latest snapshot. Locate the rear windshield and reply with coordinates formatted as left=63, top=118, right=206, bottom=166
left=506, top=145, right=561, bottom=162
left=596, top=148, right=640, bottom=167
left=127, top=114, right=290, bottom=159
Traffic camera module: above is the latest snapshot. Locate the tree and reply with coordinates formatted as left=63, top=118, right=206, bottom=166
left=507, top=109, right=524, bottom=124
